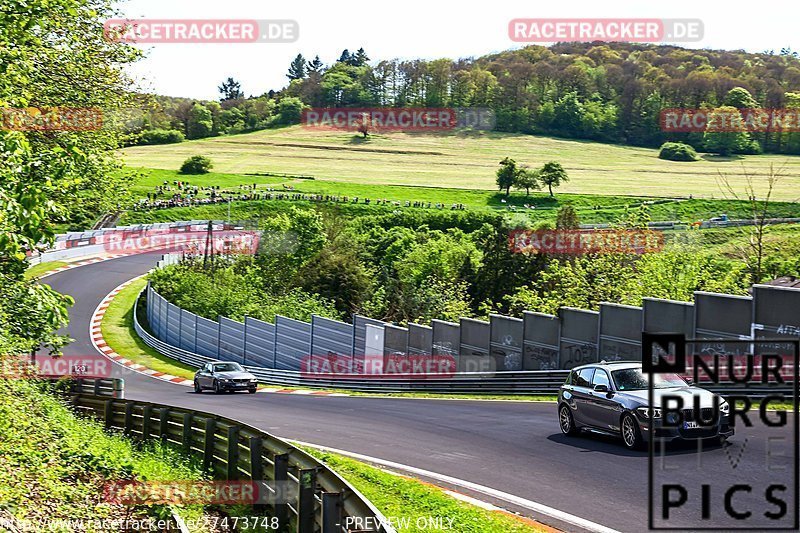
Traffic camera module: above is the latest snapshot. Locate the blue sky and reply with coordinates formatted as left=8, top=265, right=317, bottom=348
left=116, top=0, right=799, bottom=100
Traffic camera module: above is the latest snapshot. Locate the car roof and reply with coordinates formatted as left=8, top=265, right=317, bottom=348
left=572, top=361, right=642, bottom=371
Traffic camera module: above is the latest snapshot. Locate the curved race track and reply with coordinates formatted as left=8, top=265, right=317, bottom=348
left=47, top=252, right=795, bottom=533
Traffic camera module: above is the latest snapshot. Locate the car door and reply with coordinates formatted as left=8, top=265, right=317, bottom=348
left=570, top=367, right=595, bottom=425
left=588, top=369, right=620, bottom=431
left=198, top=363, right=212, bottom=387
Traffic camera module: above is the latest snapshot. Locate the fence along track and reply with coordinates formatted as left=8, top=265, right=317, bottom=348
left=68, top=380, right=394, bottom=533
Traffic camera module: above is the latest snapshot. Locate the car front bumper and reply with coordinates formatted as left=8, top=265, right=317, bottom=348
left=218, top=381, right=257, bottom=391
left=639, top=416, right=734, bottom=442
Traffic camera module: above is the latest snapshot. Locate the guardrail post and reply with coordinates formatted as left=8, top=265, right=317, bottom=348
left=182, top=412, right=193, bottom=450
left=124, top=402, right=134, bottom=435
left=297, top=469, right=317, bottom=533
left=203, top=418, right=217, bottom=471
left=93, top=379, right=100, bottom=396
left=273, top=453, right=289, bottom=530
left=226, top=426, right=239, bottom=479
left=248, top=438, right=268, bottom=514
left=159, top=408, right=170, bottom=440
left=321, top=492, right=343, bottom=533
left=142, top=405, right=152, bottom=440
left=114, top=378, right=124, bottom=399
left=103, top=399, right=114, bottom=429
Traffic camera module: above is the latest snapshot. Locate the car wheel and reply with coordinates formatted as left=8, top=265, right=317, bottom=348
left=194, top=380, right=202, bottom=393
left=559, top=404, right=579, bottom=436
left=621, top=413, right=644, bottom=450
left=213, top=380, right=222, bottom=394
left=248, top=387, right=257, bottom=394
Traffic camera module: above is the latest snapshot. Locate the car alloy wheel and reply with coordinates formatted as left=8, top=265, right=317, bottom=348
left=213, top=380, right=222, bottom=394
left=622, top=414, right=643, bottom=450
left=194, top=380, right=202, bottom=393
left=559, top=405, right=578, bottom=435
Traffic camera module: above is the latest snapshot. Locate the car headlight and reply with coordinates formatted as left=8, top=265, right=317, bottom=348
left=637, top=407, right=661, bottom=419
left=250, top=379, right=258, bottom=383
left=719, top=399, right=729, bottom=414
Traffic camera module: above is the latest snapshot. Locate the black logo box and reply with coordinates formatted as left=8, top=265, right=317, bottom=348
left=644, top=334, right=799, bottom=531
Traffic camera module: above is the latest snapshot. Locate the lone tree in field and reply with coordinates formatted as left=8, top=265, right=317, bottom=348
left=716, top=163, right=784, bottom=282
left=513, top=165, right=540, bottom=196
left=496, top=157, right=518, bottom=197
left=355, top=112, right=371, bottom=138
left=218, top=77, right=243, bottom=101
left=538, top=161, right=569, bottom=197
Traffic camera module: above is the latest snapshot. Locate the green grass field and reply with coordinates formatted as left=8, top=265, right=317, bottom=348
left=121, top=126, right=800, bottom=201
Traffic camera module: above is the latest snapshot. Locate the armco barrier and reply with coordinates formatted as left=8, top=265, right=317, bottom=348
left=138, top=252, right=799, bottom=394
left=69, top=392, right=394, bottom=532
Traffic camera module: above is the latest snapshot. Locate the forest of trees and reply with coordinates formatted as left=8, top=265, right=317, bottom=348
left=135, top=42, right=800, bottom=154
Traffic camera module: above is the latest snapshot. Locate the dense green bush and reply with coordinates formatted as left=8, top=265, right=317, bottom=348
left=179, top=155, right=213, bottom=174
left=138, top=128, right=185, bottom=145
left=658, top=142, right=699, bottom=161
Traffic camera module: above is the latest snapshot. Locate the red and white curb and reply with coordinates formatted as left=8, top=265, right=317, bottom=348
left=89, top=276, right=348, bottom=396
left=90, top=276, right=194, bottom=387
left=37, top=253, right=132, bottom=279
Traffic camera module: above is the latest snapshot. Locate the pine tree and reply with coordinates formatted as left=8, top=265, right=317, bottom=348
left=337, top=49, right=351, bottom=64
left=306, top=55, right=324, bottom=75
left=218, top=77, right=243, bottom=101
left=287, top=54, right=307, bottom=80
left=352, top=47, right=370, bottom=66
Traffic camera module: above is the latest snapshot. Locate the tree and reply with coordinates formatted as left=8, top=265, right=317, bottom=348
left=556, top=206, right=581, bottom=229
left=352, top=47, right=370, bottom=66
left=658, top=142, right=699, bottom=161
left=513, top=166, right=540, bottom=196
left=538, top=161, right=569, bottom=197
left=218, top=77, right=243, bottom=101
left=716, top=163, right=784, bottom=282
left=287, top=53, right=307, bottom=80
left=337, top=49, right=352, bottom=64
left=275, top=97, right=306, bottom=125
left=496, top=157, right=518, bottom=196
left=703, top=106, right=751, bottom=155
left=187, top=103, right=213, bottom=139
left=724, top=87, right=758, bottom=109
left=179, top=155, right=213, bottom=174
left=306, top=55, right=324, bottom=74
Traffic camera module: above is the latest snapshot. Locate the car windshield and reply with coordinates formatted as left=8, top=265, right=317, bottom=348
left=611, top=368, right=687, bottom=391
left=213, top=363, right=243, bottom=372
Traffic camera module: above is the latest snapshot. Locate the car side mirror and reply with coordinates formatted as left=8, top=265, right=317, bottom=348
left=593, top=384, right=609, bottom=393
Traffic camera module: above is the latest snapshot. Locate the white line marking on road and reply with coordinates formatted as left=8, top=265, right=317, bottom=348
left=289, top=439, right=621, bottom=533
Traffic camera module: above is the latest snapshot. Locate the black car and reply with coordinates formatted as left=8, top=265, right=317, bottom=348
left=557, top=361, right=733, bottom=450
left=194, top=362, right=258, bottom=394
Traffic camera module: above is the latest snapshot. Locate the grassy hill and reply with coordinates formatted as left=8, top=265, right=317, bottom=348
left=121, top=126, right=800, bottom=201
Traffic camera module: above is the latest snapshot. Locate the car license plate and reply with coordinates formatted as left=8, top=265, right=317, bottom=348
left=683, top=421, right=701, bottom=429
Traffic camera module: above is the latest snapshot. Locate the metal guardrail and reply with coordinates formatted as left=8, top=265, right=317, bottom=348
left=69, top=392, right=394, bottom=533
left=133, top=288, right=571, bottom=393
left=133, top=293, right=796, bottom=398
left=68, top=377, right=125, bottom=398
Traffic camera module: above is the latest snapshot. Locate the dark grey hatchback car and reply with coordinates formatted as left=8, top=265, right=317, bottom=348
left=558, top=361, right=734, bottom=450
left=194, top=362, right=258, bottom=394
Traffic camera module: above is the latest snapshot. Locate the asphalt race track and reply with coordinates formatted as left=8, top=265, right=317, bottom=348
left=46, top=252, right=797, bottom=533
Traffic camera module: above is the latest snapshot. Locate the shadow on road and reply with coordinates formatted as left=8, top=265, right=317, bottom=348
left=546, top=432, right=729, bottom=457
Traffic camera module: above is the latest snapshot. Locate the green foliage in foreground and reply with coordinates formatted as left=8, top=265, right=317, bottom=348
left=0, top=376, right=207, bottom=529
left=301, top=448, right=548, bottom=533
